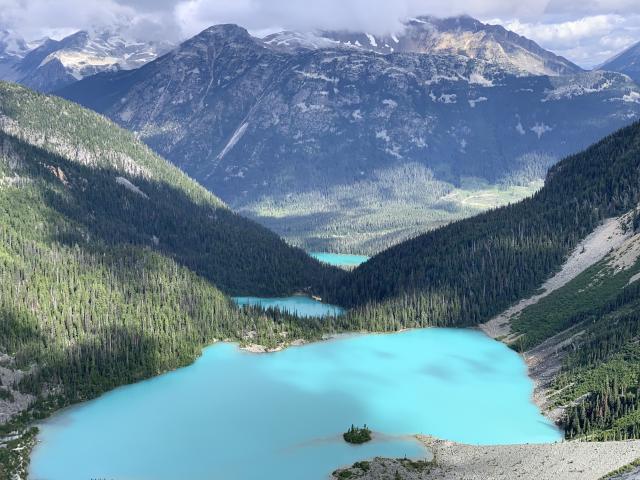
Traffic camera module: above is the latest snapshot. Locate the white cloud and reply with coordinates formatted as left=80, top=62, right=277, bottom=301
left=503, top=14, right=640, bottom=67
left=0, top=0, right=180, bottom=41
left=1, top=0, right=640, bottom=67
left=173, top=0, right=547, bottom=38
left=506, top=16, right=619, bottom=47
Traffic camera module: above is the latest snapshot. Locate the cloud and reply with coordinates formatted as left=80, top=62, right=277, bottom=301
left=504, top=14, right=640, bottom=66
left=1, top=0, right=640, bottom=67
left=0, top=0, right=131, bottom=38
left=173, top=0, right=548, bottom=38
left=545, top=0, right=640, bottom=16
left=506, top=15, right=619, bottom=47
left=0, top=0, right=180, bottom=41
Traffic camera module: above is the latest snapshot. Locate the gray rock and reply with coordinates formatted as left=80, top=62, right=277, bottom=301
left=57, top=21, right=640, bottom=213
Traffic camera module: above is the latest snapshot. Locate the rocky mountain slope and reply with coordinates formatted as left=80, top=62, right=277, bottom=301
left=268, top=15, right=582, bottom=77
left=58, top=21, right=640, bottom=252
left=599, top=41, right=640, bottom=85
left=0, top=30, right=172, bottom=92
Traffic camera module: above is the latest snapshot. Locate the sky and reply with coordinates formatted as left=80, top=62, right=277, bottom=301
left=1, top=0, right=640, bottom=67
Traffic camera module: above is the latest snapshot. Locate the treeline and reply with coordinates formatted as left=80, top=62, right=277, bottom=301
left=327, top=121, right=640, bottom=332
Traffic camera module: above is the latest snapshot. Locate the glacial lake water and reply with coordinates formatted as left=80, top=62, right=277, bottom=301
left=233, top=295, right=344, bottom=317
left=310, top=252, right=370, bottom=267
left=30, top=328, right=561, bottom=480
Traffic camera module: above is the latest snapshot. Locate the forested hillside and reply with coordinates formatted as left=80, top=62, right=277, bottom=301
left=0, top=82, right=341, bottom=296
left=547, top=267, right=640, bottom=441
left=500, top=219, right=640, bottom=441
left=325, top=120, right=640, bottom=441
left=0, top=82, right=342, bottom=477
left=329, top=121, right=640, bottom=330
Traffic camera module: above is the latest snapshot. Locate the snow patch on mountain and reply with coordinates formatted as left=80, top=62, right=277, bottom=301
left=295, top=70, right=339, bottom=83
left=468, top=97, right=488, bottom=108
left=218, top=123, right=249, bottom=160
left=622, top=91, right=640, bottom=103
left=115, top=176, right=148, bottom=199
left=531, top=122, right=552, bottom=139
left=375, top=129, right=391, bottom=142
left=438, top=93, right=457, bottom=104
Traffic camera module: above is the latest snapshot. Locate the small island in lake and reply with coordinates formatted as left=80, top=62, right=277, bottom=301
left=343, top=424, right=372, bottom=444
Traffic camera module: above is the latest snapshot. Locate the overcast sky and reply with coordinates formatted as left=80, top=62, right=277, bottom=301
left=1, top=0, right=640, bottom=67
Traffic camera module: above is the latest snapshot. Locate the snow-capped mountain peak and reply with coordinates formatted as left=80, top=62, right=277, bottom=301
left=262, top=15, right=582, bottom=77
left=0, top=30, right=36, bottom=61
left=262, top=31, right=340, bottom=52
left=0, top=29, right=174, bottom=92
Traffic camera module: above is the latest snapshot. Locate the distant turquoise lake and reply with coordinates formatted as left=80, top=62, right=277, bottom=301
left=233, top=295, right=344, bottom=317
left=30, top=328, right=560, bottom=480
left=310, top=252, right=370, bottom=267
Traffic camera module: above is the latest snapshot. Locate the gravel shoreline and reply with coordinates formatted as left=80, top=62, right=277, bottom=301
left=333, top=435, right=640, bottom=480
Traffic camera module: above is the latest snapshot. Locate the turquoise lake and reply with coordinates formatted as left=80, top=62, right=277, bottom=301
left=310, top=252, right=370, bottom=267
left=233, top=295, right=344, bottom=317
left=30, top=328, right=561, bottom=480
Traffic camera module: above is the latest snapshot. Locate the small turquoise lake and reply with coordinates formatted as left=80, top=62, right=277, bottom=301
left=310, top=252, right=370, bottom=267
left=233, top=295, right=344, bottom=317
left=30, top=328, right=561, bottom=480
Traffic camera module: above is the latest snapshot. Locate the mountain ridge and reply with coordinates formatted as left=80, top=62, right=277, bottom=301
left=58, top=21, right=640, bottom=252
left=599, top=41, right=640, bottom=85
left=0, top=29, right=173, bottom=92
left=265, top=15, right=582, bottom=77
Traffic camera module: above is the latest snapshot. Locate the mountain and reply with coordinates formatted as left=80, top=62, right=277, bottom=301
left=0, top=81, right=340, bottom=296
left=598, top=41, right=640, bottom=85
left=0, top=30, right=33, bottom=62
left=329, top=121, right=640, bottom=312
left=0, top=29, right=40, bottom=81
left=1, top=30, right=173, bottom=92
left=58, top=22, right=640, bottom=254
left=267, top=15, right=582, bottom=77
left=326, top=120, right=640, bottom=440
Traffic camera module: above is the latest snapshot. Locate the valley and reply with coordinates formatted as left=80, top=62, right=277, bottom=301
left=1, top=10, right=640, bottom=480
left=242, top=173, right=542, bottom=254
left=55, top=20, right=640, bottom=255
